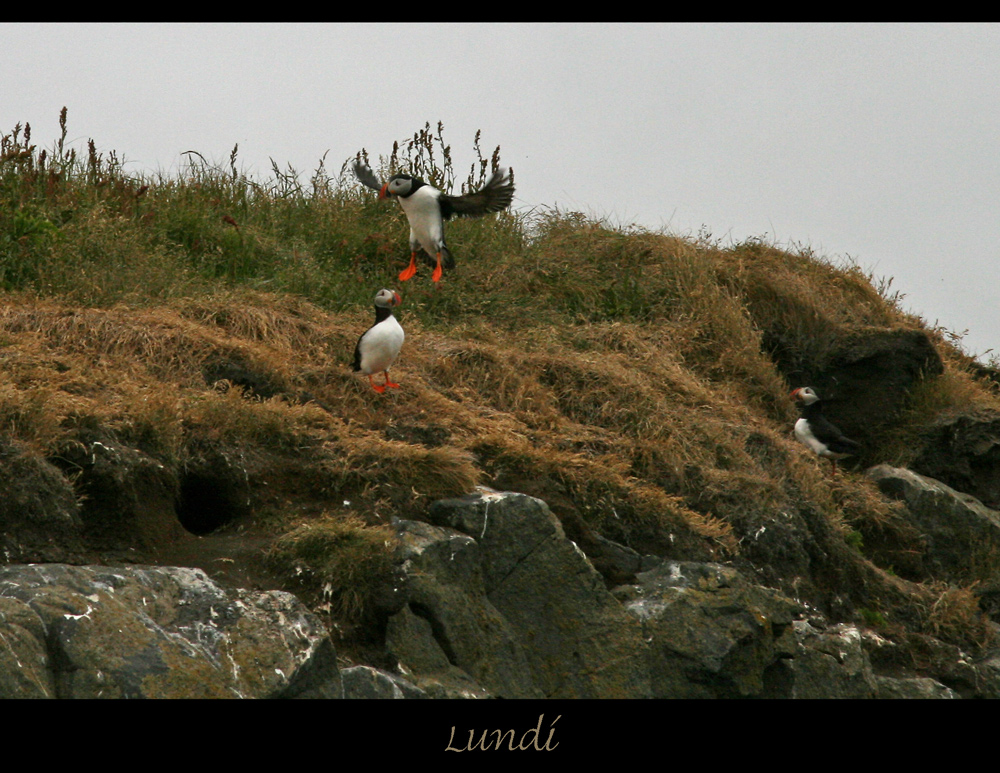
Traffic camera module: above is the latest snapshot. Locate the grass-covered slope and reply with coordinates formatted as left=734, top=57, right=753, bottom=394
left=2, top=111, right=997, bottom=656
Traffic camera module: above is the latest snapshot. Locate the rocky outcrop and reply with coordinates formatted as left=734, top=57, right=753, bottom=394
left=382, top=489, right=944, bottom=699
left=768, top=326, right=943, bottom=456
left=393, top=492, right=635, bottom=698
left=425, top=491, right=653, bottom=698
left=2, top=484, right=995, bottom=699
left=386, top=517, right=540, bottom=699
left=613, top=561, right=800, bottom=698
left=875, top=675, right=959, bottom=699
left=386, top=491, right=653, bottom=698
left=861, top=627, right=1000, bottom=699
left=910, top=412, right=1000, bottom=510
left=771, top=620, right=878, bottom=698
left=0, top=564, right=341, bottom=698
left=341, top=665, right=427, bottom=699
left=867, top=464, right=1000, bottom=582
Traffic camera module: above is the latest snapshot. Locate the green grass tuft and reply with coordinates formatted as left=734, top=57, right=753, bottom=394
left=265, top=515, right=396, bottom=622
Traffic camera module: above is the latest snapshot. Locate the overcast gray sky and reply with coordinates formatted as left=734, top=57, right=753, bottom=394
left=3, top=23, right=999, bottom=360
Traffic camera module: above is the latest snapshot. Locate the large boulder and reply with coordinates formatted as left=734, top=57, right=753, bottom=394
left=426, top=490, right=652, bottom=698
left=340, top=665, right=427, bottom=699
left=0, top=564, right=340, bottom=699
left=910, top=412, right=1000, bottom=510
left=386, top=518, right=538, bottom=699
left=867, top=464, right=1000, bottom=582
left=772, top=621, right=878, bottom=698
left=0, top=595, right=53, bottom=698
left=773, top=327, right=943, bottom=456
left=613, top=561, right=801, bottom=698
left=875, top=675, right=959, bottom=699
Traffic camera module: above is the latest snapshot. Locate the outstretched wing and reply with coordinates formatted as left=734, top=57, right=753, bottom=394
left=438, top=168, right=514, bottom=220
left=352, top=160, right=383, bottom=192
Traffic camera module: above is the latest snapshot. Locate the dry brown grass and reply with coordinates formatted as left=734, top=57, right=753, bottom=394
left=919, top=582, right=995, bottom=650
left=0, top=278, right=961, bottom=562
left=9, top=115, right=1000, bottom=653
left=870, top=344, right=1000, bottom=467
left=713, top=239, right=920, bottom=381
left=2, top=215, right=1000, bottom=651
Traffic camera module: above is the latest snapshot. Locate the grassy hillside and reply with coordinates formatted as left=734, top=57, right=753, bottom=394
left=2, top=111, right=998, bottom=657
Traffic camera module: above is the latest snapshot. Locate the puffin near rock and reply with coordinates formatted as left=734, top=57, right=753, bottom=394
left=790, top=386, right=861, bottom=474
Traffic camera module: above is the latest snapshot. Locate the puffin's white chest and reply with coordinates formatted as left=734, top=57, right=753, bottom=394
left=398, top=187, right=444, bottom=254
left=357, top=315, right=404, bottom=375
left=795, top=417, right=839, bottom=458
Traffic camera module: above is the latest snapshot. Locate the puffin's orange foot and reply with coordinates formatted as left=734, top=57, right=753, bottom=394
left=399, top=253, right=418, bottom=282
left=384, top=372, right=400, bottom=389
left=431, top=254, right=443, bottom=283
left=368, top=375, right=386, bottom=393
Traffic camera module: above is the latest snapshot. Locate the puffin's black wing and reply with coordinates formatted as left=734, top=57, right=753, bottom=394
left=352, top=336, right=363, bottom=372
left=811, top=414, right=861, bottom=456
left=352, top=160, right=383, bottom=192
left=439, top=168, right=514, bottom=220
left=352, top=325, right=371, bottom=372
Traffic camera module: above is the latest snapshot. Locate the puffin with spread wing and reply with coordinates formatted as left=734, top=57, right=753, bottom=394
left=353, top=160, right=514, bottom=283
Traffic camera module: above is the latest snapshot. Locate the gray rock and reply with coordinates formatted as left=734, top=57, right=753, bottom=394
left=429, top=490, right=651, bottom=698
left=386, top=604, right=494, bottom=698
left=616, top=561, right=801, bottom=698
left=911, top=412, right=1000, bottom=509
left=970, top=650, right=1000, bottom=699
left=386, top=518, right=541, bottom=698
left=341, top=665, right=427, bottom=699
left=780, top=621, right=878, bottom=698
left=591, top=533, right=663, bottom=578
left=862, top=627, right=1000, bottom=699
left=0, top=564, right=341, bottom=699
left=0, top=596, right=55, bottom=698
left=875, top=675, right=959, bottom=699
left=867, top=464, right=1000, bottom=581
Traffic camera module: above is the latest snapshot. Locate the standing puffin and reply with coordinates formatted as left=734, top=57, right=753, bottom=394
left=790, top=387, right=861, bottom=474
left=353, top=289, right=404, bottom=393
left=353, top=160, right=515, bottom=283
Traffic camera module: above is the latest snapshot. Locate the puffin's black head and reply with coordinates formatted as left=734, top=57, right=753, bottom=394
left=379, top=174, right=426, bottom=199
left=373, top=288, right=402, bottom=308
left=790, top=386, right=820, bottom=406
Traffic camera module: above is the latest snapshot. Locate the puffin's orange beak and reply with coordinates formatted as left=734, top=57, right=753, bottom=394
left=379, top=183, right=390, bottom=200
left=790, top=388, right=801, bottom=399
left=393, top=292, right=402, bottom=306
